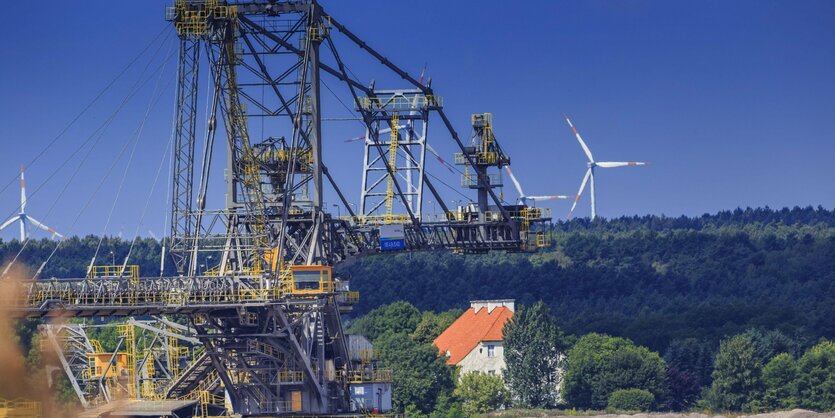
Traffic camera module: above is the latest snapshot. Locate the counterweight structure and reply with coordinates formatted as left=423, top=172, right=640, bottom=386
left=12, top=1, right=553, bottom=416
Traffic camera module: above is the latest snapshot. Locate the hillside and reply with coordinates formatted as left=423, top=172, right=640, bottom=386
left=341, top=206, right=835, bottom=354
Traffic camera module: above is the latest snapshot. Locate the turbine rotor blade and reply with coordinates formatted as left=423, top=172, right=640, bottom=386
left=596, top=161, right=652, bottom=168
left=20, top=164, right=26, bottom=213
left=0, top=216, right=17, bottom=231
left=563, top=113, right=594, bottom=162
left=25, top=215, right=63, bottom=238
left=504, top=166, right=525, bottom=197
left=568, top=168, right=592, bottom=219
left=526, top=195, right=575, bottom=201
left=426, top=143, right=456, bottom=173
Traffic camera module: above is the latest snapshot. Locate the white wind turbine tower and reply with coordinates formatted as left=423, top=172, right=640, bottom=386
left=0, top=165, right=63, bottom=240
left=504, top=166, right=575, bottom=205
left=564, top=114, right=651, bottom=220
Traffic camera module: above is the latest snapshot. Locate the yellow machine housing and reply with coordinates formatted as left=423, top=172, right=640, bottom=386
left=289, top=265, right=333, bottom=294
left=88, top=352, right=129, bottom=378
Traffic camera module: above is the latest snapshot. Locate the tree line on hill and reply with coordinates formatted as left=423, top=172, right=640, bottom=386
left=347, top=300, right=835, bottom=415
left=342, top=205, right=835, bottom=357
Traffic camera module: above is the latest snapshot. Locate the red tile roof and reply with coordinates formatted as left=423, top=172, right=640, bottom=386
left=433, top=306, right=513, bottom=365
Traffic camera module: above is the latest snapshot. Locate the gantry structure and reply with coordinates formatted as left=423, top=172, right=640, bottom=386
left=10, top=1, right=553, bottom=416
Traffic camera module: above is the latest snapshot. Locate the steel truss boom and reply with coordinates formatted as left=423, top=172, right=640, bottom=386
left=16, top=1, right=554, bottom=416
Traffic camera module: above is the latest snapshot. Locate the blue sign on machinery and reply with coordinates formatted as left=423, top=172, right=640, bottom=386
left=379, top=225, right=406, bottom=251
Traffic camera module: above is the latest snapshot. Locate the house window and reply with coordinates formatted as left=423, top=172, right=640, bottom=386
left=488, top=370, right=496, bottom=375
left=487, top=344, right=495, bottom=358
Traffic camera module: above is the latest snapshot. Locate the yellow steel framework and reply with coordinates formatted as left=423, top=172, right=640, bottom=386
left=167, top=0, right=237, bottom=38
left=119, top=323, right=137, bottom=398
left=308, top=15, right=332, bottom=41
left=384, top=113, right=399, bottom=218
left=222, top=31, right=271, bottom=277
left=142, top=351, right=157, bottom=399
left=169, top=335, right=185, bottom=380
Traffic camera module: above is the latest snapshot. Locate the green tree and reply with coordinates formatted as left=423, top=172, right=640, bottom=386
left=795, top=340, right=835, bottom=411
left=707, top=334, right=763, bottom=411
left=429, top=393, right=465, bottom=418
left=742, top=328, right=805, bottom=362
left=503, top=301, right=567, bottom=408
left=453, top=372, right=509, bottom=415
left=375, top=332, right=454, bottom=413
left=563, top=333, right=667, bottom=410
left=762, top=353, right=798, bottom=410
left=664, top=337, right=715, bottom=386
left=412, top=308, right=463, bottom=344
left=660, top=367, right=701, bottom=411
left=608, top=388, right=655, bottom=412
left=347, top=301, right=422, bottom=341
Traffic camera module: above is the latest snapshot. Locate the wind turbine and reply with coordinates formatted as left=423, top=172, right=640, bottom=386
left=564, top=114, right=651, bottom=220
left=0, top=165, right=63, bottom=240
left=504, top=166, right=574, bottom=205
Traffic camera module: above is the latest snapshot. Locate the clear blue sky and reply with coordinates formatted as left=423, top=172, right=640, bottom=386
left=1, top=0, right=833, bottom=240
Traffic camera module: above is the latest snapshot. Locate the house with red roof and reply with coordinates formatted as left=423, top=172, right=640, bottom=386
left=433, top=300, right=515, bottom=377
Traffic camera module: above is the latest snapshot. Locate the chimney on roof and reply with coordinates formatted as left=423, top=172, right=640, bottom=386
left=470, top=299, right=515, bottom=313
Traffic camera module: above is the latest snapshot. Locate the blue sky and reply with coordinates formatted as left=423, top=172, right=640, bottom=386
left=0, top=0, right=833, bottom=240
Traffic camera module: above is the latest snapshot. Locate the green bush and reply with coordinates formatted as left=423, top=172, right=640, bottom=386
left=608, top=388, right=655, bottom=412
left=563, top=333, right=666, bottom=409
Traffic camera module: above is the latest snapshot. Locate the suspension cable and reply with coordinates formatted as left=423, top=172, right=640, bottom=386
left=0, top=26, right=169, bottom=199
left=121, top=122, right=174, bottom=276
left=4, top=35, right=175, bottom=278
left=0, top=31, right=174, bottom=226
left=89, top=42, right=177, bottom=275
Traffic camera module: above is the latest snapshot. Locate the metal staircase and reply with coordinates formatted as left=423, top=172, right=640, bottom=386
left=165, top=352, right=218, bottom=398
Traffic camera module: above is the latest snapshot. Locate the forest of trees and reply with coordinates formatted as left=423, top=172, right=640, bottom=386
left=342, top=206, right=835, bottom=355
left=347, top=300, right=835, bottom=415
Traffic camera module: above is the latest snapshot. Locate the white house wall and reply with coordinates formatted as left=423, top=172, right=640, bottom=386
left=457, top=341, right=506, bottom=377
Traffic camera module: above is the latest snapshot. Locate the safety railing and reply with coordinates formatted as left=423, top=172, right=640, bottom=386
left=0, top=398, right=42, bottom=417
left=277, top=370, right=305, bottom=383
left=342, top=291, right=360, bottom=303
left=17, top=273, right=359, bottom=311
left=460, top=172, right=502, bottom=187
left=509, top=207, right=552, bottom=220
left=88, top=265, right=140, bottom=279
left=454, top=151, right=501, bottom=166
left=355, top=94, right=443, bottom=111
left=340, top=213, right=412, bottom=225
left=336, top=368, right=393, bottom=383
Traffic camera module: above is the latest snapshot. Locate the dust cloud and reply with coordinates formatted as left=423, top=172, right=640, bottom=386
left=0, top=263, right=79, bottom=417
